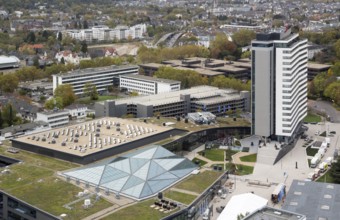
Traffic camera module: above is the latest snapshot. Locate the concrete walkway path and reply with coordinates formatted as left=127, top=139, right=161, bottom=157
left=232, top=152, right=256, bottom=167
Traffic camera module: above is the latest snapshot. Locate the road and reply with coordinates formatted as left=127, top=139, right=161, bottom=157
left=308, top=100, right=340, bottom=123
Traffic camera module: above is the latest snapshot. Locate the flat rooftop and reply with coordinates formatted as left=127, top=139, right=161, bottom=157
left=283, top=180, right=340, bottom=220
left=15, top=117, right=173, bottom=157
left=139, top=63, right=164, bottom=68
left=307, top=63, right=332, bottom=70
left=121, top=74, right=180, bottom=84
left=111, top=86, right=238, bottom=106
left=245, top=206, right=305, bottom=220
left=53, top=64, right=138, bottom=77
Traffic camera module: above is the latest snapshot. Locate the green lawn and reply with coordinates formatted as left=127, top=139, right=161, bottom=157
left=306, top=146, right=319, bottom=157
left=317, top=170, right=335, bottom=183
left=199, top=149, right=225, bottom=161
left=101, top=199, right=177, bottom=220
left=191, top=157, right=208, bottom=166
left=225, top=163, right=254, bottom=175
left=303, top=113, right=322, bottom=123
left=225, top=149, right=239, bottom=161
left=235, top=164, right=254, bottom=175
left=164, top=190, right=197, bottom=205
left=174, top=170, right=222, bottom=194
left=239, top=154, right=257, bottom=162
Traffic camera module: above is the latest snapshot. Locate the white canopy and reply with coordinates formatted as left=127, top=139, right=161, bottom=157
left=217, top=193, right=268, bottom=220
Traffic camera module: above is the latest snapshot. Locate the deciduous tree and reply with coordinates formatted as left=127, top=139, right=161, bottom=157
left=54, top=84, right=77, bottom=107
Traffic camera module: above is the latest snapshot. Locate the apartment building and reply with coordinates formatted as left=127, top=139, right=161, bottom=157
left=52, top=65, right=139, bottom=96
left=95, top=86, right=250, bottom=118
left=251, top=28, right=308, bottom=143
left=120, top=74, right=181, bottom=95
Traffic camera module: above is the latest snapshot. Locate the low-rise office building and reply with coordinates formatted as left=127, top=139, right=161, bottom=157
left=0, top=56, right=20, bottom=69
left=307, top=63, right=332, bottom=80
left=0, top=121, right=50, bottom=140
left=64, top=104, right=88, bottom=120
left=0, top=190, right=59, bottom=220
left=52, top=65, right=139, bottom=96
left=139, top=57, right=250, bottom=79
left=95, top=86, right=250, bottom=118
left=36, top=110, right=69, bottom=128
left=120, top=74, right=181, bottom=95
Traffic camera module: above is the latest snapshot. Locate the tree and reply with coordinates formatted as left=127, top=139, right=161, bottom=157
left=33, top=56, right=40, bottom=68
left=0, top=74, right=19, bottom=93
left=130, top=91, right=139, bottom=96
left=232, top=29, right=256, bottom=47
left=44, top=97, right=63, bottom=110
left=209, top=33, right=237, bottom=59
left=323, top=81, right=340, bottom=106
left=83, top=20, right=89, bottom=29
left=83, top=82, right=99, bottom=100
left=2, top=103, right=15, bottom=126
left=57, top=32, right=63, bottom=41
left=334, top=39, right=340, bottom=59
left=54, top=84, right=77, bottom=107
left=330, top=156, right=340, bottom=183
left=26, top=31, right=36, bottom=43
left=0, top=110, right=3, bottom=128
left=81, top=41, right=88, bottom=54
left=154, top=66, right=208, bottom=89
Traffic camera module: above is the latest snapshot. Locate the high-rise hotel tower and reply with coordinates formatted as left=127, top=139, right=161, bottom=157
left=251, top=28, right=308, bottom=143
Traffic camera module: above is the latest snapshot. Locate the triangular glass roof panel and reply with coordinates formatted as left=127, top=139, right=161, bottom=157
left=147, top=179, right=176, bottom=193
left=64, top=165, right=105, bottom=185
left=99, top=166, right=129, bottom=185
left=122, top=182, right=145, bottom=198
left=133, top=161, right=151, bottom=181
left=170, top=159, right=198, bottom=171
left=101, top=176, right=130, bottom=191
left=108, top=158, right=131, bottom=174
left=140, top=182, right=154, bottom=198
left=150, top=171, right=179, bottom=181
left=132, top=147, right=157, bottom=159
left=152, top=146, right=175, bottom=158
left=122, top=175, right=145, bottom=191
left=147, top=161, right=167, bottom=180
left=154, top=158, right=185, bottom=170
left=170, top=168, right=196, bottom=178
left=130, top=158, right=149, bottom=173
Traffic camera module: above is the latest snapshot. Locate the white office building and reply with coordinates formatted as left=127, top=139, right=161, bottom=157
left=251, top=29, right=308, bottom=143
left=120, top=74, right=181, bottom=95
left=53, top=65, right=139, bottom=96
left=64, top=104, right=88, bottom=120
left=36, top=110, right=69, bottom=128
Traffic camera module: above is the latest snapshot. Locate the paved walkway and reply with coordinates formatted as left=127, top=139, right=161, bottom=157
left=231, top=152, right=256, bottom=167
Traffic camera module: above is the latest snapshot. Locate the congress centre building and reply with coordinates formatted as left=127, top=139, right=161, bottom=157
left=12, top=117, right=185, bottom=164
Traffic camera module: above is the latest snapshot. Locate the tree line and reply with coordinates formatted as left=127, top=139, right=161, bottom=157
left=0, top=56, right=126, bottom=94
left=137, top=29, right=256, bottom=64
left=154, top=66, right=250, bottom=91
left=308, top=67, right=340, bottom=106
